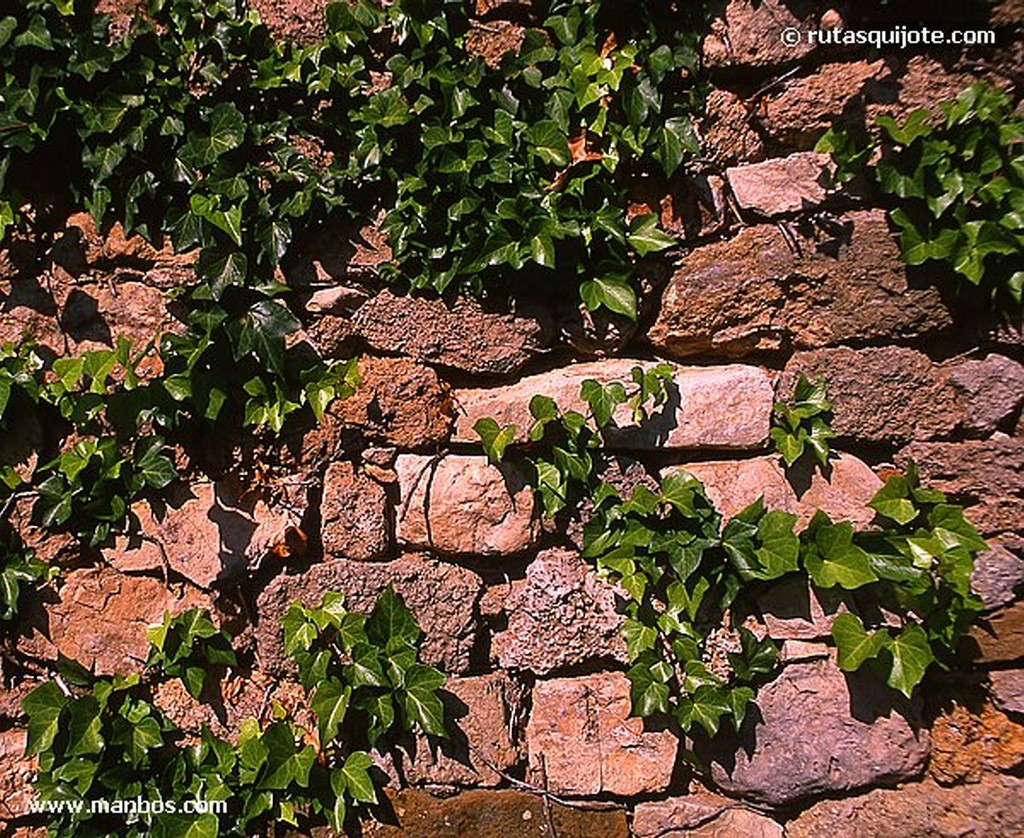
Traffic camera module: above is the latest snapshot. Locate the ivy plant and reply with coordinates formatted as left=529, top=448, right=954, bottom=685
left=770, top=374, right=836, bottom=470
left=145, top=608, right=238, bottom=700
left=817, top=82, right=1024, bottom=312
left=23, top=588, right=446, bottom=836
left=477, top=366, right=987, bottom=737
left=0, top=528, right=56, bottom=625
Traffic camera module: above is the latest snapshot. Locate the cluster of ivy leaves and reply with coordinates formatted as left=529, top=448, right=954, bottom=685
left=477, top=367, right=987, bottom=737
left=0, top=333, right=357, bottom=548
left=1, top=0, right=702, bottom=322
left=770, top=374, right=836, bottom=471
left=22, top=587, right=445, bottom=836
left=817, top=82, right=1024, bottom=313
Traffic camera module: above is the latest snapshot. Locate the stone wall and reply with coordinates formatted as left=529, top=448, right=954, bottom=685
left=2, top=1, right=1024, bottom=836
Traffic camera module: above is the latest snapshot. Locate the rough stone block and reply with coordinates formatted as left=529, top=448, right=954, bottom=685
left=453, top=360, right=773, bottom=451
left=726, top=152, right=834, bottom=216
left=526, top=672, right=677, bottom=797
left=321, top=461, right=389, bottom=560
left=395, top=454, right=538, bottom=556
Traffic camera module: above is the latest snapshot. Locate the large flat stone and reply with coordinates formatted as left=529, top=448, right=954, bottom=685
left=704, top=658, right=929, bottom=806
left=726, top=152, right=834, bottom=216
left=666, top=452, right=882, bottom=528
left=786, top=776, right=1024, bottom=838
left=395, top=455, right=538, bottom=556
left=48, top=567, right=211, bottom=675
left=526, top=672, right=678, bottom=797
left=255, top=554, right=482, bottom=675
left=649, top=210, right=953, bottom=359
left=633, top=790, right=783, bottom=838
left=453, top=360, right=773, bottom=450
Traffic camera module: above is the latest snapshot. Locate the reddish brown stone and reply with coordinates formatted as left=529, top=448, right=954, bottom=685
left=929, top=697, right=1024, bottom=784
left=705, top=658, right=930, bottom=806
left=649, top=211, right=953, bottom=359
left=395, top=455, right=538, bottom=556
left=526, top=672, right=678, bottom=797
left=327, top=356, right=454, bottom=451
left=702, top=0, right=819, bottom=69
left=249, top=0, right=327, bottom=44
left=726, top=152, right=835, bottom=217
left=972, top=537, right=1024, bottom=611
left=901, top=438, right=1024, bottom=536
left=633, top=790, right=783, bottom=838
left=786, top=776, right=1024, bottom=838
left=0, top=729, right=35, bottom=827
left=965, top=601, right=1024, bottom=664
left=105, top=479, right=308, bottom=588
left=47, top=567, right=211, bottom=675
left=491, top=548, right=627, bottom=674
left=396, top=671, right=525, bottom=787
left=350, top=290, right=554, bottom=377
left=255, top=554, right=482, bottom=675
left=672, top=452, right=882, bottom=529
left=359, top=788, right=629, bottom=838
left=701, top=89, right=765, bottom=167
left=320, top=461, right=390, bottom=560
left=990, top=670, right=1024, bottom=716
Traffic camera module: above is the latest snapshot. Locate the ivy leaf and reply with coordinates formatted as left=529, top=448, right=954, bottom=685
left=366, top=586, right=420, bottom=651
left=474, top=418, right=516, bottom=464
left=579, top=275, right=637, bottom=319
left=868, top=476, right=918, bottom=525
left=832, top=613, right=888, bottom=672
left=805, top=521, right=879, bottom=589
left=627, top=213, right=675, bottom=255
left=150, top=814, right=220, bottom=838
left=260, top=723, right=315, bottom=790
left=527, top=120, right=570, bottom=167
left=884, top=623, right=934, bottom=698
left=230, top=300, right=300, bottom=377
left=66, top=696, right=104, bottom=757
left=676, top=685, right=731, bottom=737
left=339, top=750, right=377, bottom=804
left=22, top=681, right=67, bottom=756
left=312, top=678, right=351, bottom=746
left=402, top=664, right=446, bottom=737
left=627, top=655, right=671, bottom=717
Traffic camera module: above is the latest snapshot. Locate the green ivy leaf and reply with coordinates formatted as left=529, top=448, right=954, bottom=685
left=402, top=664, right=446, bottom=737
left=884, top=623, right=934, bottom=698
left=832, top=613, right=888, bottom=672
left=627, top=213, right=675, bottom=255
left=474, top=417, right=516, bottom=464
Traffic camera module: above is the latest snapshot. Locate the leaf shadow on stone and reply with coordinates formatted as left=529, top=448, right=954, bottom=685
left=782, top=454, right=832, bottom=500
left=601, top=381, right=682, bottom=450
left=395, top=688, right=476, bottom=773
left=59, top=288, right=111, bottom=346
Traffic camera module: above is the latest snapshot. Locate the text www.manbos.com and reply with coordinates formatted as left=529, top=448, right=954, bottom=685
left=29, top=796, right=228, bottom=816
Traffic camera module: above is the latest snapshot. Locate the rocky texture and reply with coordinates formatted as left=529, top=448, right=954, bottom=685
left=490, top=549, right=627, bottom=675
left=865, top=56, right=1001, bottom=126
left=705, top=658, right=930, bottom=806
left=396, top=672, right=524, bottom=787
left=783, top=349, right=1024, bottom=444
left=453, top=360, right=773, bottom=450
left=350, top=290, right=554, bottom=377
left=395, top=455, right=538, bottom=556
left=320, top=461, right=389, bottom=560
left=966, top=601, right=1024, bottom=664
left=632, top=790, right=783, bottom=838
left=526, top=672, right=678, bottom=797
left=972, top=538, right=1024, bottom=611
left=255, top=554, right=482, bottom=674
left=249, top=0, right=327, bottom=44
left=929, top=696, right=1024, bottom=784
left=901, top=438, right=1024, bottom=536
left=947, top=354, right=1024, bottom=435
left=670, top=452, right=882, bottom=528
left=702, top=0, right=818, bottom=69
left=0, top=729, right=35, bottom=825
left=701, top=89, right=765, bottom=166
left=360, top=788, right=629, bottom=838
left=726, top=152, right=834, bottom=216
left=105, top=479, right=307, bottom=587
left=785, top=775, right=1024, bottom=838
left=783, top=346, right=955, bottom=443
left=990, top=671, right=1024, bottom=716
left=649, top=210, right=953, bottom=359
left=756, top=60, right=886, bottom=149
left=48, top=567, right=210, bottom=675
left=328, top=355, right=453, bottom=450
